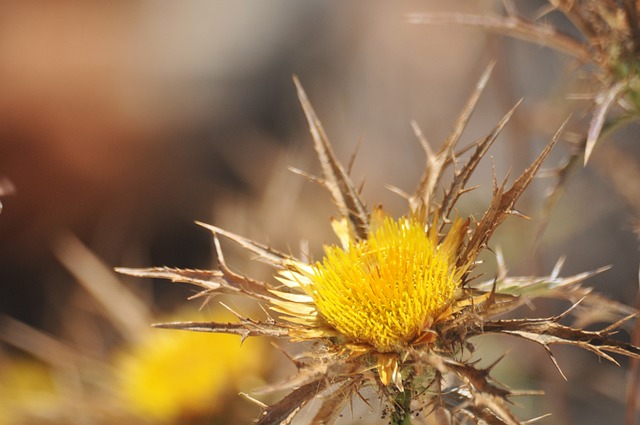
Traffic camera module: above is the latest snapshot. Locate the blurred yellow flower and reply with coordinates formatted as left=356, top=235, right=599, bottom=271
left=116, top=310, right=267, bottom=422
left=0, top=358, right=58, bottom=425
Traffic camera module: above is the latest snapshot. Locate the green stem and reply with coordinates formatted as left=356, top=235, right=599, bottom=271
left=390, top=388, right=412, bottom=425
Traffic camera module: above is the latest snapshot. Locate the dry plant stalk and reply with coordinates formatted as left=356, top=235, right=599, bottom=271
left=409, top=0, right=640, bottom=165
left=120, top=66, right=640, bottom=424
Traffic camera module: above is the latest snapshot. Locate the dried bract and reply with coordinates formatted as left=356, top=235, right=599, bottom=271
left=119, top=67, right=640, bottom=424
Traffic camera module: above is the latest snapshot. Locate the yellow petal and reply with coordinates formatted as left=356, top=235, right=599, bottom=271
left=331, top=216, right=353, bottom=249
left=377, top=353, right=401, bottom=389
left=269, top=289, right=315, bottom=303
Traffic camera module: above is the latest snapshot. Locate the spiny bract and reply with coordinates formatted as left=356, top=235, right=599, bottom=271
left=118, top=68, right=640, bottom=425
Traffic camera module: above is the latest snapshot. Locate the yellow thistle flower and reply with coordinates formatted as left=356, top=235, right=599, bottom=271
left=268, top=212, right=471, bottom=389
left=273, top=213, right=468, bottom=368
left=0, top=358, right=59, bottom=425
left=119, top=67, right=640, bottom=424
left=306, top=216, right=463, bottom=353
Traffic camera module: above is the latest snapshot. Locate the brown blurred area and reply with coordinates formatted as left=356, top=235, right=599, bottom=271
left=0, top=1, right=330, bottom=327
left=0, top=1, right=639, bottom=424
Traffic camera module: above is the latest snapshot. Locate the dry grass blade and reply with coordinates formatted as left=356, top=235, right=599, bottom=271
left=0, top=314, right=112, bottom=413
left=55, top=233, right=151, bottom=341
left=293, top=75, right=369, bottom=240
left=406, top=13, right=590, bottom=62
left=0, top=314, right=87, bottom=370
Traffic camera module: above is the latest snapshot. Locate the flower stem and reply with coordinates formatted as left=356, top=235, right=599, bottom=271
left=390, top=388, right=412, bottom=425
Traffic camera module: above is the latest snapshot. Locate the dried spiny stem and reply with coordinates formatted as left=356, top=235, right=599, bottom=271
left=117, top=72, right=640, bottom=425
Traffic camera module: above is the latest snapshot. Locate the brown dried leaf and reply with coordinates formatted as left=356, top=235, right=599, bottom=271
left=311, top=378, right=362, bottom=425
left=257, top=379, right=329, bottom=425
left=153, top=318, right=289, bottom=339
left=116, top=266, right=224, bottom=290
left=440, top=99, right=521, bottom=221
left=420, top=352, right=520, bottom=425
left=117, top=222, right=289, bottom=306
left=472, top=263, right=637, bottom=327
left=482, top=313, right=640, bottom=368
left=197, top=221, right=292, bottom=267
left=459, top=119, right=566, bottom=269
left=438, top=387, right=522, bottom=425
left=116, top=265, right=274, bottom=302
left=253, top=357, right=332, bottom=395
left=441, top=358, right=511, bottom=401
left=293, top=75, right=369, bottom=240
left=471, top=265, right=610, bottom=298
left=471, top=393, right=522, bottom=425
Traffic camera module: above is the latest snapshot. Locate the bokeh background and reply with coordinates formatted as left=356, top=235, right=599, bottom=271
left=1, top=1, right=639, bottom=424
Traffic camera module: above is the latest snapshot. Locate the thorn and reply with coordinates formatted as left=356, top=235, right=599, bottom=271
left=584, top=81, right=625, bottom=165
left=550, top=256, right=566, bottom=279
left=385, top=184, right=410, bottom=199
left=485, top=354, right=506, bottom=373
left=555, top=297, right=586, bottom=320
left=347, top=135, right=365, bottom=175
left=288, top=166, right=325, bottom=186
left=522, top=413, right=553, bottom=423
left=219, top=302, right=243, bottom=319
left=411, top=120, right=434, bottom=161
left=495, top=246, right=507, bottom=280
left=543, top=345, right=567, bottom=380
left=600, top=313, right=639, bottom=335
left=508, top=209, right=530, bottom=219
left=240, top=392, right=267, bottom=409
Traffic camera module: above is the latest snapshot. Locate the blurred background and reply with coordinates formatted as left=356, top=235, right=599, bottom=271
left=0, top=1, right=639, bottom=424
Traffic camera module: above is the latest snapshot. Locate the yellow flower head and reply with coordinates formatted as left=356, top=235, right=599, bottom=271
left=115, top=310, right=266, bottom=422
left=306, top=216, right=463, bottom=352
left=0, top=358, right=59, bottom=425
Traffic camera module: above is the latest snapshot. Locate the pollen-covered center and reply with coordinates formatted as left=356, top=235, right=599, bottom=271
left=309, top=217, right=460, bottom=352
